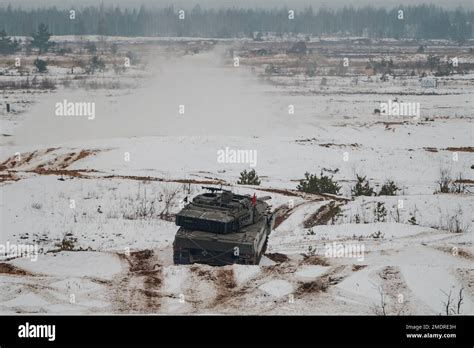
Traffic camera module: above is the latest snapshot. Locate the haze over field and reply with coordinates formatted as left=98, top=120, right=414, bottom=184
left=12, top=50, right=286, bottom=146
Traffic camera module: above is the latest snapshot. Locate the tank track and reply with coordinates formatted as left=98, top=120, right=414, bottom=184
left=255, top=234, right=269, bottom=264
left=173, top=249, right=191, bottom=265
left=173, top=234, right=270, bottom=266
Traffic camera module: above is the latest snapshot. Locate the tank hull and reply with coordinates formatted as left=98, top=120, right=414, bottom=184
left=173, top=216, right=272, bottom=266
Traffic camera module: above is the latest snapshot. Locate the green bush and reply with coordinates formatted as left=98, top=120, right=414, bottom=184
left=378, top=180, right=399, bottom=196
left=373, top=202, right=387, bottom=222
left=87, top=55, right=105, bottom=73
left=237, top=169, right=261, bottom=185
left=297, top=172, right=341, bottom=195
left=34, top=58, right=47, bottom=73
left=351, top=175, right=375, bottom=197
left=254, top=32, right=263, bottom=41
left=265, top=63, right=277, bottom=74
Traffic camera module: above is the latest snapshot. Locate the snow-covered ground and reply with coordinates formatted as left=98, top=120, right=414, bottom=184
left=0, top=39, right=472, bottom=315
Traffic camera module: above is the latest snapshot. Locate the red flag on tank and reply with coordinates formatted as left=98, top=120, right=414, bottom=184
left=251, top=193, right=257, bottom=206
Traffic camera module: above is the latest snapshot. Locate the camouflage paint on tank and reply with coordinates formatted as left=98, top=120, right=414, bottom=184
left=173, top=187, right=274, bottom=266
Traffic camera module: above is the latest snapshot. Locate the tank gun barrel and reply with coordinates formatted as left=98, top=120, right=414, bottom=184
left=201, top=186, right=223, bottom=193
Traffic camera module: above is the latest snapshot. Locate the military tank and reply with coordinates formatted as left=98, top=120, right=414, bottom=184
left=173, top=187, right=275, bottom=266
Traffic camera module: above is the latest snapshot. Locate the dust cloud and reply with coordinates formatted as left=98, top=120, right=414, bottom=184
left=12, top=48, right=287, bottom=146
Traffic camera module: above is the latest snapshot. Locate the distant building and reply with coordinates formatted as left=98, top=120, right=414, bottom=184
left=421, top=77, right=437, bottom=88
left=287, top=41, right=307, bottom=55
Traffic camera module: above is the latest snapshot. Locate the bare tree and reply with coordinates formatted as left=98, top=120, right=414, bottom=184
left=455, top=288, right=464, bottom=315
left=441, top=289, right=453, bottom=315
left=160, top=185, right=179, bottom=220
left=436, top=168, right=451, bottom=193
left=371, top=281, right=387, bottom=315
left=390, top=206, right=402, bottom=223
left=378, top=285, right=387, bottom=315
left=441, top=287, right=464, bottom=315
left=446, top=207, right=470, bottom=233
left=121, top=184, right=157, bottom=220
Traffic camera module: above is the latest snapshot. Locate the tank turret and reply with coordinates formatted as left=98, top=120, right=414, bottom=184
left=173, top=187, right=274, bottom=265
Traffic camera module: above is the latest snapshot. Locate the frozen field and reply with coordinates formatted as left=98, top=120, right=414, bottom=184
left=0, top=37, right=472, bottom=315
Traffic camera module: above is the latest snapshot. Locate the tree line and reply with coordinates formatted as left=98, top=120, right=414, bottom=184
left=0, top=23, right=53, bottom=54
left=0, top=4, right=472, bottom=41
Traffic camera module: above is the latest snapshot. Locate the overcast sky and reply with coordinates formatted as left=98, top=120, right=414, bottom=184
left=1, top=0, right=472, bottom=9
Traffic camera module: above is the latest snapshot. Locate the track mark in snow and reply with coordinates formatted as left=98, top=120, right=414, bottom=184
left=273, top=201, right=307, bottom=229
left=294, top=265, right=349, bottom=301
left=303, top=201, right=345, bottom=228
left=273, top=197, right=330, bottom=230
left=374, top=266, right=414, bottom=315
left=0, top=148, right=101, bottom=181
left=0, top=148, right=97, bottom=172
left=111, top=250, right=162, bottom=313
left=213, top=267, right=237, bottom=304
left=265, top=253, right=290, bottom=263
left=0, top=263, right=32, bottom=276
left=433, top=245, right=474, bottom=262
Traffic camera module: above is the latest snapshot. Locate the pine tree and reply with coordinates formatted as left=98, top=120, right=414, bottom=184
left=378, top=180, right=399, bottom=196
left=31, top=23, right=53, bottom=54
left=0, top=30, right=19, bottom=54
left=351, top=175, right=375, bottom=197
left=237, top=169, right=261, bottom=186
left=297, top=172, right=341, bottom=195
